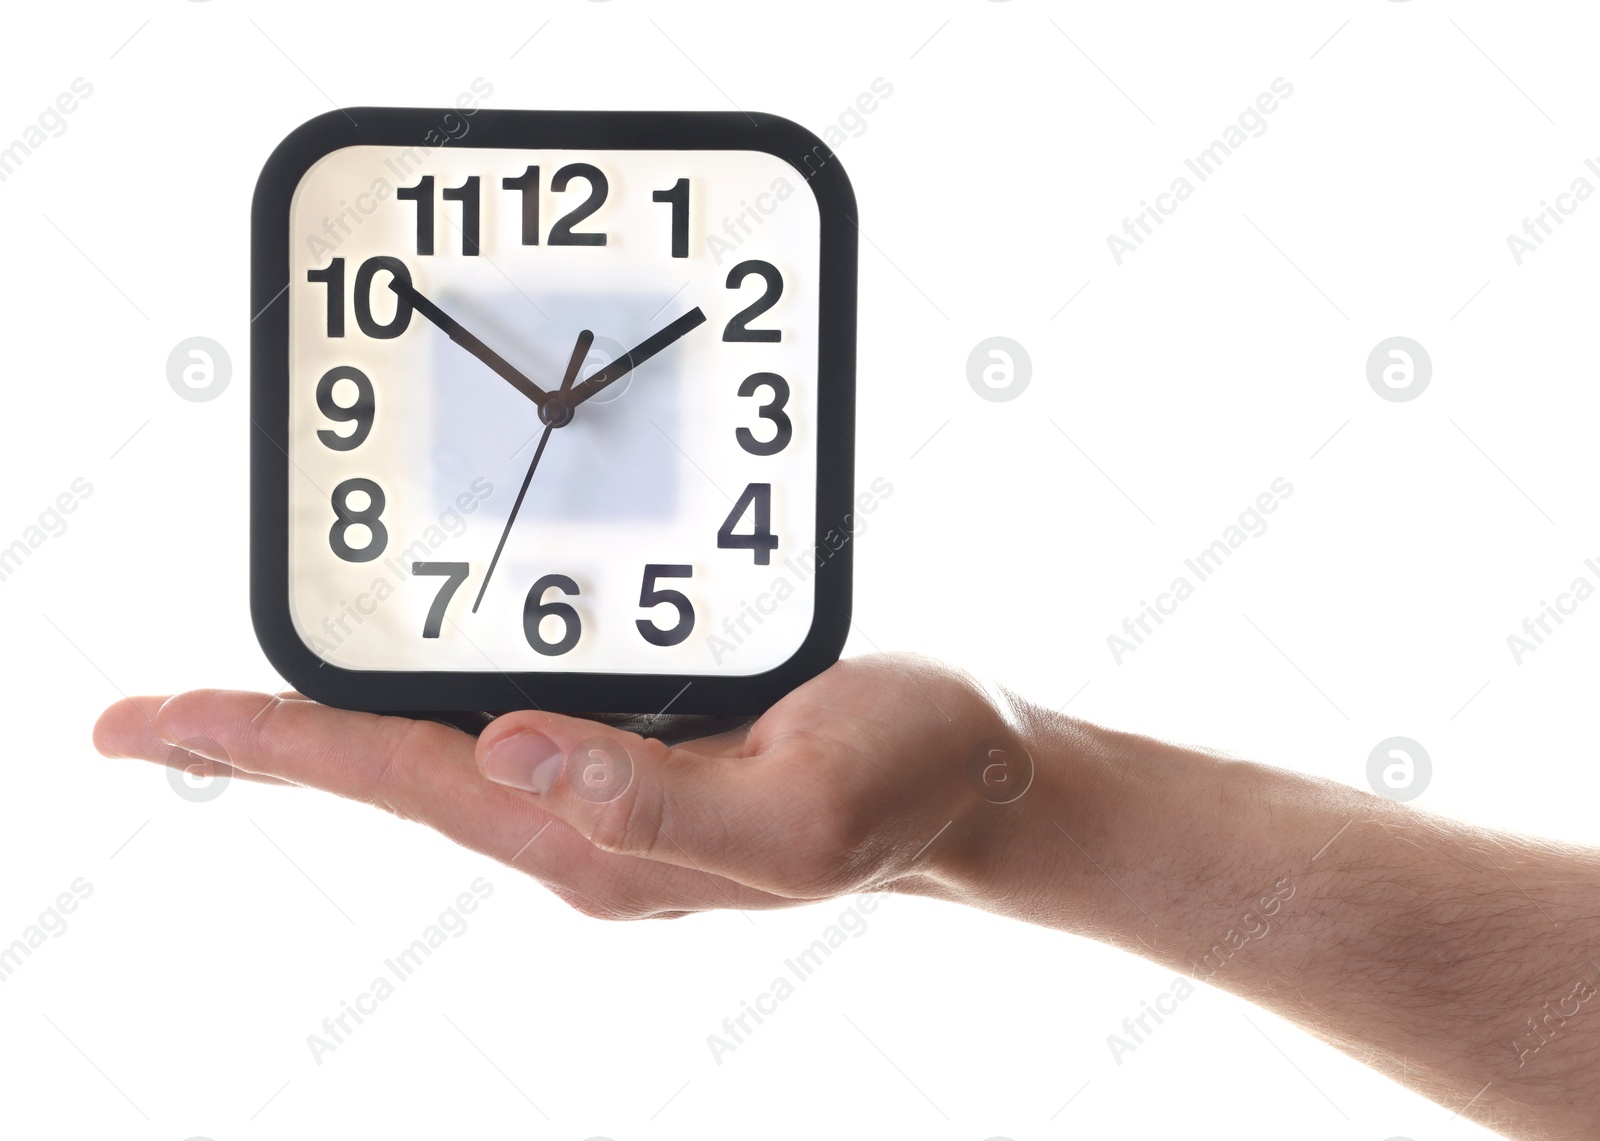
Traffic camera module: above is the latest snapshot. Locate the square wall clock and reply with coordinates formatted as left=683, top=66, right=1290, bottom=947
left=251, top=108, right=857, bottom=715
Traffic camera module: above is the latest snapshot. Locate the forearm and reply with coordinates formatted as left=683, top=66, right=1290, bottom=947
left=929, top=704, right=1600, bottom=1140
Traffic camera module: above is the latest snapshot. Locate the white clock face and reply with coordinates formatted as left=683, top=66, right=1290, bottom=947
left=283, top=145, right=822, bottom=677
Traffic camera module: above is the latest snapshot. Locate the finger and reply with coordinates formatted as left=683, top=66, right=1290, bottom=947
left=93, top=696, right=293, bottom=786
left=150, top=690, right=486, bottom=810
left=132, top=691, right=795, bottom=917
left=476, top=709, right=830, bottom=895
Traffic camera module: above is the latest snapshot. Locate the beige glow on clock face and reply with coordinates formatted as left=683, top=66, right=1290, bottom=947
left=284, top=144, right=821, bottom=675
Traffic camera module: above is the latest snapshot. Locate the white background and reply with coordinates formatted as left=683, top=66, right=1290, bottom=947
left=1, top=2, right=1594, bottom=1138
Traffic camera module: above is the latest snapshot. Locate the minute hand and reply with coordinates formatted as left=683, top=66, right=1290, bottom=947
left=390, top=280, right=549, bottom=408
left=566, top=307, right=707, bottom=409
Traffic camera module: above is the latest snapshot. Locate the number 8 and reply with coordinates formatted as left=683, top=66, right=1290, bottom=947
left=329, top=478, right=387, bottom=563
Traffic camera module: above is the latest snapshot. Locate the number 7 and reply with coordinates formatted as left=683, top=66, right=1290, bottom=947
left=413, top=562, right=470, bottom=638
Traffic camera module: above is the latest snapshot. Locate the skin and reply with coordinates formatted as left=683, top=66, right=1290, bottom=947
left=93, top=654, right=1600, bottom=1139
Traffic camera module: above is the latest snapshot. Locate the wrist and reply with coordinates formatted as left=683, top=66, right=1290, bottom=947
left=927, top=699, right=1278, bottom=958
left=918, top=694, right=1139, bottom=930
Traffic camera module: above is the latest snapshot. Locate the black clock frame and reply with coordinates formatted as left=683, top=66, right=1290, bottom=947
left=251, top=107, right=857, bottom=716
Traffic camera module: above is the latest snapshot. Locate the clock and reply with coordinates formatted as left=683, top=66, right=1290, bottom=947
left=250, top=108, right=857, bottom=716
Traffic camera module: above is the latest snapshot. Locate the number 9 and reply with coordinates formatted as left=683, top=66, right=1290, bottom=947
left=316, top=366, right=376, bottom=451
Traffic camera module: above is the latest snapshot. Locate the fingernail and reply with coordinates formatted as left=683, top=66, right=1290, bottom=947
left=482, top=733, right=564, bottom=795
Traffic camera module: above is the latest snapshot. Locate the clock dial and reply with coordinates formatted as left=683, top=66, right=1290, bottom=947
left=284, top=144, right=821, bottom=677
left=254, top=109, right=855, bottom=714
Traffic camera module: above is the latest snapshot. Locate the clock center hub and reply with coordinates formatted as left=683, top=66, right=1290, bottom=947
left=539, top=398, right=574, bottom=428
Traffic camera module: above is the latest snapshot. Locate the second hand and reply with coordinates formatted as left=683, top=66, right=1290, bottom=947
left=471, top=330, right=595, bottom=614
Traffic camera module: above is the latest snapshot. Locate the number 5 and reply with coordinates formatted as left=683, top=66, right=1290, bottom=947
left=636, top=564, right=695, bottom=647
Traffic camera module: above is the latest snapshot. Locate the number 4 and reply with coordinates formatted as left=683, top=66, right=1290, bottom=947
left=717, top=483, right=778, bottom=565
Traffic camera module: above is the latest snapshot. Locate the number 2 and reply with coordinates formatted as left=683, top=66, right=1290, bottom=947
left=548, top=164, right=608, bottom=246
left=723, top=260, right=782, bottom=342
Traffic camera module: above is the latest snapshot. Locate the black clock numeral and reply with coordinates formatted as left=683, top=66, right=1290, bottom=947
left=736, top=372, right=793, bottom=456
left=396, top=176, right=435, bottom=255
left=315, top=366, right=375, bottom=451
left=442, top=176, right=481, bottom=255
left=353, top=256, right=413, bottom=339
left=309, top=256, right=411, bottom=339
left=329, top=478, right=388, bottom=563
left=502, top=165, right=540, bottom=245
left=636, top=564, right=695, bottom=647
left=652, top=178, right=690, bottom=258
left=723, top=260, right=783, bottom=342
left=717, top=483, right=778, bottom=565
left=524, top=574, right=582, bottom=656
left=398, top=177, right=479, bottom=255
left=548, top=163, right=608, bottom=246
left=307, top=258, right=345, bottom=337
left=413, top=562, right=469, bottom=638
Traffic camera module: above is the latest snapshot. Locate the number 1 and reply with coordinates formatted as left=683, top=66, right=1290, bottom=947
left=653, top=178, right=689, bottom=258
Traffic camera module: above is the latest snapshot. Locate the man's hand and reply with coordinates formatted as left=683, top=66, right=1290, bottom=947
left=91, top=653, right=1600, bottom=1137
left=91, top=655, right=1009, bottom=919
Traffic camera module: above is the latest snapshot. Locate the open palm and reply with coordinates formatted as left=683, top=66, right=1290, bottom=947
left=94, top=655, right=1008, bottom=919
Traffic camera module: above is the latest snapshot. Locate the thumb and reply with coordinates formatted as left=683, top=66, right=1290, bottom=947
left=474, top=709, right=758, bottom=877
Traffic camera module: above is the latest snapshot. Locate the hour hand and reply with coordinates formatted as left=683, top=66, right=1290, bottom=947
left=389, top=279, right=548, bottom=407
left=566, top=307, right=707, bottom=409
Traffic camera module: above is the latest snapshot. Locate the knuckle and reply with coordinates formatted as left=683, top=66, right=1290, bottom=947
left=369, top=717, right=453, bottom=818
left=586, top=782, right=660, bottom=857
left=580, top=737, right=671, bottom=857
